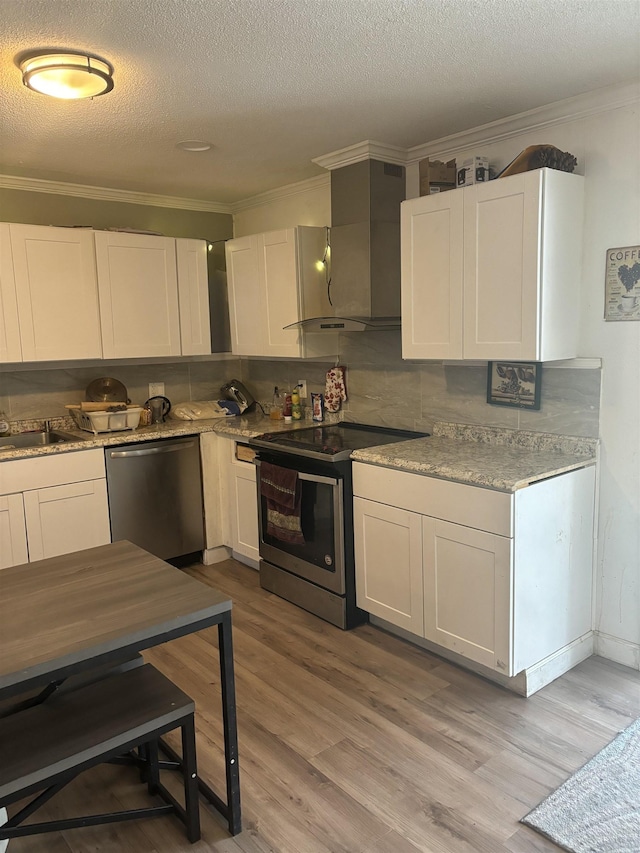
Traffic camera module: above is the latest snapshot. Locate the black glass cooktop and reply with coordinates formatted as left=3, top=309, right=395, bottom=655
left=250, top=422, right=428, bottom=461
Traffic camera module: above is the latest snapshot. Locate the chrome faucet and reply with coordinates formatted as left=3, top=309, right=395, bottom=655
left=43, top=418, right=53, bottom=433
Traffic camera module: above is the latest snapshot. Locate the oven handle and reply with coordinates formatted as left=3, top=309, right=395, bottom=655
left=297, top=471, right=339, bottom=487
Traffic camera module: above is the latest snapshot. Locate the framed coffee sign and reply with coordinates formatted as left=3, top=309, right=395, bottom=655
left=605, top=245, right=640, bottom=321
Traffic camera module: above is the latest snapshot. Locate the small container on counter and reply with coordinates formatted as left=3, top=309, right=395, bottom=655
left=311, top=392, right=324, bottom=422
left=291, top=386, right=301, bottom=420
left=283, top=392, right=293, bottom=422
left=270, top=386, right=284, bottom=420
left=0, top=411, right=10, bottom=437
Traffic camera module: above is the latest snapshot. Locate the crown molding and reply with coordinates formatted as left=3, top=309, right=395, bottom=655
left=309, top=82, right=640, bottom=172
left=406, top=80, right=640, bottom=163
left=0, top=173, right=233, bottom=214
left=312, top=140, right=408, bottom=170
left=230, top=172, right=330, bottom=213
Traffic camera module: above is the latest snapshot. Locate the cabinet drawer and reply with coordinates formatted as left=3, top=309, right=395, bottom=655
left=353, top=462, right=512, bottom=537
left=0, top=449, right=106, bottom=495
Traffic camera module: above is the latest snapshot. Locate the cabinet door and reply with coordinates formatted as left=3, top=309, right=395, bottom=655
left=23, top=479, right=111, bottom=562
left=0, top=224, right=22, bottom=362
left=423, top=517, right=512, bottom=673
left=354, top=497, right=424, bottom=634
left=401, top=192, right=463, bottom=359
left=95, top=232, right=181, bottom=358
left=229, top=454, right=259, bottom=564
left=176, top=238, right=211, bottom=355
left=260, top=229, right=302, bottom=358
left=9, top=224, right=102, bottom=361
left=0, top=493, right=28, bottom=569
left=463, top=172, right=541, bottom=360
left=225, top=235, right=264, bottom=356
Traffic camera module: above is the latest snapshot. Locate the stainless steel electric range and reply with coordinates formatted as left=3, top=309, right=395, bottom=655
left=249, top=423, right=428, bottom=629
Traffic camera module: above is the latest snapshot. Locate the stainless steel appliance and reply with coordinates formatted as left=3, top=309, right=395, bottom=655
left=145, top=395, right=172, bottom=423
left=105, top=436, right=204, bottom=560
left=287, top=159, right=405, bottom=333
left=250, top=423, right=427, bottom=628
left=220, top=379, right=256, bottom=413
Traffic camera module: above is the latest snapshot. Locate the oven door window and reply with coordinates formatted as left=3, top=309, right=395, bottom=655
left=258, top=466, right=344, bottom=594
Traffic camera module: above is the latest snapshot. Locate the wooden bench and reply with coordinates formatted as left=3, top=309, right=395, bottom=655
left=0, top=663, right=200, bottom=843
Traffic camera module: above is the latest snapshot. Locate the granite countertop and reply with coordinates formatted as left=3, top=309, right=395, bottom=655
left=0, top=412, right=319, bottom=462
left=351, top=422, right=598, bottom=492
left=1, top=415, right=598, bottom=493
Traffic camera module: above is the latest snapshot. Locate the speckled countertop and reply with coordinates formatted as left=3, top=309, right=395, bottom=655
left=0, top=412, right=326, bottom=462
left=351, top=422, right=598, bottom=492
left=1, top=415, right=597, bottom=493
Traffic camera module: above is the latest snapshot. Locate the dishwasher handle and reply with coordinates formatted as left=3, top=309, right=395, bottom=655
left=108, top=441, right=196, bottom=459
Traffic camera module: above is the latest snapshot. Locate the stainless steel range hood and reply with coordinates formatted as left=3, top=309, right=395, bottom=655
left=289, top=159, right=405, bottom=332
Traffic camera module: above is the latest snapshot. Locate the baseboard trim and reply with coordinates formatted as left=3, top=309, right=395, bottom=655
left=369, top=616, right=595, bottom=695
left=231, top=550, right=260, bottom=570
left=594, top=631, right=640, bottom=670
left=202, top=546, right=231, bottom=565
left=522, top=633, right=594, bottom=696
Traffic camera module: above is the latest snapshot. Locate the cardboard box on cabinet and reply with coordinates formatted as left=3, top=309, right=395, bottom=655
left=419, top=158, right=456, bottom=196
left=456, top=156, right=490, bottom=187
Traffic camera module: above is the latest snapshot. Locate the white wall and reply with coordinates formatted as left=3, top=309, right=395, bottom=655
left=233, top=175, right=330, bottom=237
left=415, top=89, right=640, bottom=667
left=230, top=83, right=640, bottom=669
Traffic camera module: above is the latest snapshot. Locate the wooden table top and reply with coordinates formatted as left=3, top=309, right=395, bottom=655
left=0, top=540, right=231, bottom=696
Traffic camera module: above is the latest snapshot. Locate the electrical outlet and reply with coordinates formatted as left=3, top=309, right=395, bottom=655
left=149, top=382, right=165, bottom=398
left=297, top=380, right=307, bottom=399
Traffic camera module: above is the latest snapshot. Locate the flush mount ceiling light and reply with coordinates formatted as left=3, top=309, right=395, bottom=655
left=175, top=140, right=212, bottom=152
left=19, top=50, right=114, bottom=99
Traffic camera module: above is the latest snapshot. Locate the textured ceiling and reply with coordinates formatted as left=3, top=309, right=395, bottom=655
left=1, top=0, right=639, bottom=204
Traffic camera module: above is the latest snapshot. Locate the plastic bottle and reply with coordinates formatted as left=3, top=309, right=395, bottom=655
left=291, top=385, right=301, bottom=420
left=0, top=411, right=10, bottom=437
left=270, top=386, right=283, bottom=419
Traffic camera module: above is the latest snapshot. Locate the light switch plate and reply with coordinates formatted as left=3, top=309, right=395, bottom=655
left=149, top=382, right=165, bottom=397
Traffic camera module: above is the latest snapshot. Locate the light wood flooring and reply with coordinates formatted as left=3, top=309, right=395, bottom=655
left=9, top=557, right=640, bottom=853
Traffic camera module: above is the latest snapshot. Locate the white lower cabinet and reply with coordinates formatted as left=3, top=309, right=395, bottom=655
left=0, top=449, right=111, bottom=568
left=354, top=461, right=595, bottom=679
left=422, top=517, right=512, bottom=672
left=219, top=438, right=259, bottom=566
left=23, top=479, right=110, bottom=562
left=0, top=493, right=28, bottom=569
left=353, top=498, right=424, bottom=634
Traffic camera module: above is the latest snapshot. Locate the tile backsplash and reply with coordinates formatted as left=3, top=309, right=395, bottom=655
left=0, top=358, right=241, bottom=423
left=240, top=331, right=601, bottom=438
left=0, top=331, right=601, bottom=439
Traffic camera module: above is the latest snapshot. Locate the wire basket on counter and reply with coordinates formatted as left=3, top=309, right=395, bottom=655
left=67, top=405, right=143, bottom=434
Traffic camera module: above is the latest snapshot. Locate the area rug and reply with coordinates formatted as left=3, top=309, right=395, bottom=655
left=521, top=717, right=640, bottom=852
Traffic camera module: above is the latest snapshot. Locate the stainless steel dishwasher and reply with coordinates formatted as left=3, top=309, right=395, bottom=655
left=105, top=436, right=204, bottom=560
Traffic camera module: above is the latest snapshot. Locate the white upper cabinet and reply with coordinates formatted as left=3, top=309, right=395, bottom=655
left=0, top=223, right=22, bottom=362
left=226, top=234, right=263, bottom=356
left=176, top=238, right=211, bottom=355
left=4, top=224, right=102, bottom=362
left=261, top=229, right=304, bottom=358
left=401, top=190, right=464, bottom=360
left=226, top=226, right=336, bottom=358
left=401, top=168, right=585, bottom=361
left=95, top=231, right=182, bottom=359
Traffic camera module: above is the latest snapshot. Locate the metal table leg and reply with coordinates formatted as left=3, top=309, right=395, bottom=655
left=218, top=612, right=241, bottom=835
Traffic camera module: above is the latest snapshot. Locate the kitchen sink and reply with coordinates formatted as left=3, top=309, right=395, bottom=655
left=0, top=430, right=81, bottom=451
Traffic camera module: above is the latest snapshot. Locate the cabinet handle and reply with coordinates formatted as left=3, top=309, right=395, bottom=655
left=109, top=441, right=194, bottom=458
left=297, top=471, right=339, bottom=487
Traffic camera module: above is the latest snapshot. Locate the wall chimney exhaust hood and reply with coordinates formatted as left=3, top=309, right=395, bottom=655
left=287, top=158, right=405, bottom=332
